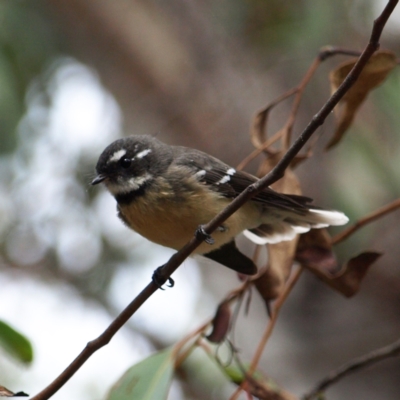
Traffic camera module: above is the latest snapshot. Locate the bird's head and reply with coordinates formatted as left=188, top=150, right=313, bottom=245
left=92, top=135, right=171, bottom=197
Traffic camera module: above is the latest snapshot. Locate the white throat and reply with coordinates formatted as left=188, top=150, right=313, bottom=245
left=105, top=173, right=152, bottom=196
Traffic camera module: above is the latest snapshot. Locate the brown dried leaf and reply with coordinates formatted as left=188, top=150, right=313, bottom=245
left=0, top=386, right=28, bottom=397
left=254, top=153, right=301, bottom=305
left=206, top=302, right=231, bottom=344
left=328, top=252, right=382, bottom=297
left=296, top=229, right=338, bottom=274
left=255, top=238, right=300, bottom=304
left=327, top=50, right=397, bottom=150
left=250, top=88, right=298, bottom=150
left=251, top=104, right=273, bottom=149
left=299, top=250, right=382, bottom=297
left=296, top=230, right=381, bottom=296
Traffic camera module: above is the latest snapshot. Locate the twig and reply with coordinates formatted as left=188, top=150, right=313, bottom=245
left=173, top=321, right=210, bottom=368
left=303, top=338, right=400, bottom=400
left=250, top=268, right=303, bottom=370
left=317, top=46, right=362, bottom=61
left=30, top=2, right=398, bottom=399
left=236, top=129, right=285, bottom=171
left=229, top=267, right=303, bottom=400
left=282, top=54, right=321, bottom=149
left=332, top=197, right=400, bottom=244
left=239, top=46, right=366, bottom=172
left=282, top=45, right=364, bottom=149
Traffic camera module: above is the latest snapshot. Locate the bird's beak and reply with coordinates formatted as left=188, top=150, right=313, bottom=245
left=91, top=174, right=106, bottom=185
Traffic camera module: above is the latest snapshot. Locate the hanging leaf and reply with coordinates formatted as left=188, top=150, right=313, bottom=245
left=298, top=248, right=382, bottom=297
left=0, top=321, right=33, bottom=364
left=206, top=302, right=231, bottom=344
left=324, top=252, right=382, bottom=297
left=296, top=229, right=338, bottom=274
left=107, top=348, right=175, bottom=400
left=296, top=230, right=381, bottom=296
left=326, top=50, right=397, bottom=150
left=250, top=104, right=274, bottom=149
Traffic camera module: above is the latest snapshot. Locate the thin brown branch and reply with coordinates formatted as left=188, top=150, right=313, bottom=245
left=303, top=338, right=400, bottom=400
left=173, top=321, right=210, bottom=368
left=236, top=129, right=284, bottom=171
left=239, top=51, right=327, bottom=172
left=30, top=2, right=398, bottom=399
left=229, top=267, right=303, bottom=400
left=282, top=45, right=364, bottom=150
left=238, top=46, right=364, bottom=171
left=318, top=46, right=362, bottom=61
left=332, top=197, right=400, bottom=244
left=251, top=268, right=303, bottom=370
left=250, top=87, right=299, bottom=150
left=282, top=55, right=321, bottom=149
left=246, top=46, right=368, bottom=171
left=30, top=283, right=158, bottom=400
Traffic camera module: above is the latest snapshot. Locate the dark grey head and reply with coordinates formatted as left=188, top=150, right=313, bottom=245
left=92, top=135, right=173, bottom=198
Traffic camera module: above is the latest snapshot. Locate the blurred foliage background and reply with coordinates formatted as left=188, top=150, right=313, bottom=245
left=0, top=1, right=400, bottom=399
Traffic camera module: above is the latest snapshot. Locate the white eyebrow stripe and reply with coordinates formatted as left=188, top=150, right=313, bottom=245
left=135, top=149, right=152, bottom=159
left=109, top=149, right=127, bottom=163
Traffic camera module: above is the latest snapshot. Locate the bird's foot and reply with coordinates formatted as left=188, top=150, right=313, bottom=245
left=196, top=225, right=215, bottom=245
left=152, top=266, right=174, bottom=290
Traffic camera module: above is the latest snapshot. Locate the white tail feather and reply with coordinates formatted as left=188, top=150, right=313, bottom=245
left=308, top=209, right=349, bottom=226
left=244, top=207, right=349, bottom=245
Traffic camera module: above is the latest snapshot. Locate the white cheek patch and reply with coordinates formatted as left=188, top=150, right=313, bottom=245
left=109, top=149, right=127, bottom=163
left=106, top=173, right=152, bottom=195
left=135, top=149, right=152, bottom=159
left=216, top=168, right=236, bottom=185
left=126, top=174, right=152, bottom=191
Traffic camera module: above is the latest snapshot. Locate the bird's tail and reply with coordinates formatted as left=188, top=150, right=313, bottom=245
left=244, top=208, right=348, bottom=245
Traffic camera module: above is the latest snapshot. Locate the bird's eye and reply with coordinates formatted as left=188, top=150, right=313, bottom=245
left=120, top=158, right=132, bottom=169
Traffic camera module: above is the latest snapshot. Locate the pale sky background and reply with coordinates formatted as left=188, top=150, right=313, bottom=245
left=0, top=60, right=216, bottom=400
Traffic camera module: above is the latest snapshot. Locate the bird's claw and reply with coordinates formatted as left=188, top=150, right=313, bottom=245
left=152, top=266, right=175, bottom=289
left=196, top=225, right=215, bottom=245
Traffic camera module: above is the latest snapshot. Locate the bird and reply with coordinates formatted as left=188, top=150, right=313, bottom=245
left=92, top=135, right=348, bottom=278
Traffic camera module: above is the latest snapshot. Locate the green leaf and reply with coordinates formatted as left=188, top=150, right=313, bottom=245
left=0, top=320, right=33, bottom=364
left=107, top=348, right=175, bottom=400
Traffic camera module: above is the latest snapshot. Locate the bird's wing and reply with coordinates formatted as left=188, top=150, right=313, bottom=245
left=173, top=148, right=312, bottom=213
left=172, top=147, right=348, bottom=246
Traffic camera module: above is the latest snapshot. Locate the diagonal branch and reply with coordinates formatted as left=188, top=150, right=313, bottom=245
left=30, top=1, right=398, bottom=399
left=303, top=338, right=400, bottom=400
